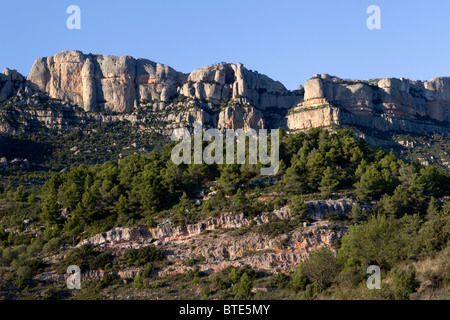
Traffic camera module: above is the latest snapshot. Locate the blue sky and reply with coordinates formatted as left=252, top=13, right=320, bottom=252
left=0, top=0, right=449, bottom=90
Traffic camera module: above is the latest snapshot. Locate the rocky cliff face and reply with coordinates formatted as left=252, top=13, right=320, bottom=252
left=27, top=51, right=187, bottom=112
left=78, top=211, right=278, bottom=247
left=3, top=52, right=450, bottom=137
left=0, top=68, right=35, bottom=102
left=158, top=220, right=345, bottom=276
left=287, top=74, right=450, bottom=134
left=78, top=200, right=353, bottom=248
left=36, top=219, right=344, bottom=282
left=25, top=51, right=301, bottom=131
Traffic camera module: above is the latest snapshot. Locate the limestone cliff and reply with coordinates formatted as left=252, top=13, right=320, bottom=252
left=25, top=51, right=301, bottom=131
left=27, top=51, right=187, bottom=112
left=287, top=74, right=450, bottom=134
left=3, top=52, right=450, bottom=136
left=0, top=68, right=35, bottom=102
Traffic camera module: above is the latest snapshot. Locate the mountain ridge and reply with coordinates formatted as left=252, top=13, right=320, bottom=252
left=0, top=50, right=449, bottom=137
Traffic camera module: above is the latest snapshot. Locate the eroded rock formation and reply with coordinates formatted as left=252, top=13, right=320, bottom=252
left=2, top=52, right=450, bottom=139
left=27, top=51, right=187, bottom=112
left=78, top=199, right=353, bottom=249
left=26, top=51, right=300, bottom=124
left=0, top=68, right=35, bottom=102
left=287, top=74, right=450, bottom=134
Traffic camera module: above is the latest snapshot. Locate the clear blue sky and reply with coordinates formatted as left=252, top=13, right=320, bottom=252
left=0, top=0, right=449, bottom=90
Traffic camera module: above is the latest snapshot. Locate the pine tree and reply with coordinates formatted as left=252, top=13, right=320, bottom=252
left=232, top=188, right=247, bottom=213
left=233, top=272, right=253, bottom=299
left=290, top=197, right=308, bottom=221
left=426, top=197, right=441, bottom=220
left=354, top=165, right=383, bottom=201
left=63, top=214, right=83, bottom=244
left=116, top=194, right=131, bottom=226
left=81, top=191, right=97, bottom=222
left=301, top=247, right=338, bottom=291
left=41, top=194, right=61, bottom=226
left=349, top=202, right=363, bottom=224
left=177, top=192, right=193, bottom=217
left=228, top=267, right=238, bottom=284
left=284, top=160, right=308, bottom=194
left=217, top=165, right=242, bottom=195
left=13, top=185, right=28, bottom=203
left=289, top=263, right=308, bottom=292
left=319, top=166, right=339, bottom=199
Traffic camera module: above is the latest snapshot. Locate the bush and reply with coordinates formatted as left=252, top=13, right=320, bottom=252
left=256, top=220, right=291, bottom=238
left=59, top=244, right=113, bottom=272
left=42, top=237, right=62, bottom=254
left=122, top=246, right=164, bottom=266
left=389, top=269, right=420, bottom=300
left=16, top=266, right=33, bottom=279
left=301, top=283, right=320, bottom=300
left=72, top=291, right=103, bottom=300
left=338, top=215, right=413, bottom=270
left=271, top=272, right=290, bottom=290
left=301, top=247, right=339, bottom=291
left=289, top=263, right=308, bottom=292
left=417, top=207, right=450, bottom=252
left=133, top=275, right=145, bottom=289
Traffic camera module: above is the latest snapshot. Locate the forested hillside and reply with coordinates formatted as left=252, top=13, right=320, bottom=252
left=0, top=128, right=449, bottom=300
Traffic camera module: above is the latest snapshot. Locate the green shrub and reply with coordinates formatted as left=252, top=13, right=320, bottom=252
left=58, top=244, right=113, bottom=272
left=122, top=246, right=164, bottom=267
left=389, top=269, right=420, bottom=300
left=289, top=263, right=308, bottom=292
left=301, top=247, right=339, bottom=291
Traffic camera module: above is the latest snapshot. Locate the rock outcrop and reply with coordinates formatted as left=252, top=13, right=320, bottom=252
left=0, top=68, right=35, bottom=102
left=158, top=220, right=345, bottom=275
left=37, top=217, right=343, bottom=280
left=217, top=105, right=265, bottom=130
left=3, top=52, right=450, bottom=138
left=306, top=198, right=354, bottom=221
left=39, top=201, right=355, bottom=282
left=40, top=218, right=345, bottom=282
left=287, top=74, right=450, bottom=134
left=77, top=200, right=352, bottom=248
left=26, top=51, right=301, bottom=122
left=27, top=51, right=187, bottom=112
left=79, top=212, right=264, bottom=247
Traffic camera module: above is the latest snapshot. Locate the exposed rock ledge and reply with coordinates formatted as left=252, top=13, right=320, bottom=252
left=37, top=220, right=346, bottom=282
left=78, top=199, right=353, bottom=247
left=28, top=200, right=356, bottom=283
left=286, top=74, right=450, bottom=134
left=78, top=209, right=288, bottom=248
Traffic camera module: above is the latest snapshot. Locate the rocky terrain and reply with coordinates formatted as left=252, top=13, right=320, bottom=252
left=36, top=202, right=350, bottom=283
left=14, top=50, right=301, bottom=132
left=1, top=50, right=449, bottom=137
left=287, top=74, right=450, bottom=134
left=26, top=51, right=300, bottom=113
left=1, top=51, right=450, bottom=173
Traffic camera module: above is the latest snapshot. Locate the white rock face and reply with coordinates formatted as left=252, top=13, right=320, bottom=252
left=217, top=105, right=264, bottom=130
left=26, top=51, right=301, bottom=117
left=4, top=52, right=449, bottom=135
left=30, top=52, right=147, bottom=112
left=306, top=198, right=354, bottom=221
left=78, top=226, right=152, bottom=247
left=78, top=211, right=284, bottom=247
left=287, top=74, right=450, bottom=134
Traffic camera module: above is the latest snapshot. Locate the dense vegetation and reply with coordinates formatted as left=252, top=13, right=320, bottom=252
left=0, top=128, right=449, bottom=300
